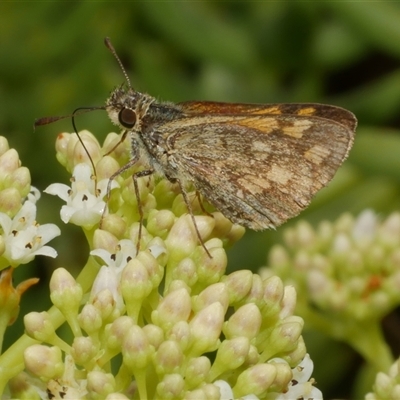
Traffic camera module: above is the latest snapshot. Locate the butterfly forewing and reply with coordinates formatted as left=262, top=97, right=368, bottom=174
left=179, top=101, right=357, bottom=132
left=152, top=105, right=355, bottom=229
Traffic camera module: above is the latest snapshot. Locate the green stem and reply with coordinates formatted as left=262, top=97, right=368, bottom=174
left=75, top=255, right=100, bottom=292
left=0, top=311, right=9, bottom=354
left=0, top=307, right=64, bottom=394
left=0, top=253, right=100, bottom=396
left=346, top=320, right=393, bottom=373
left=0, top=334, right=37, bottom=394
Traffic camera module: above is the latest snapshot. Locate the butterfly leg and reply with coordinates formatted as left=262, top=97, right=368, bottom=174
left=104, top=130, right=129, bottom=156
left=176, top=179, right=212, bottom=259
left=132, top=169, right=154, bottom=254
left=195, top=191, right=213, bottom=218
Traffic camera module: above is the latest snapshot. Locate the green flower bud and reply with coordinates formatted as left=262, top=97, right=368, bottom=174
left=189, top=302, right=224, bottom=355
left=87, top=370, right=116, bottom=399
left=186, top=384, right=220, bottom=399
left=121, top=258, right=152, bottom=322
left=137, top=250, right=164, bottom=288
left=192, top=282, right=229, bottom=314
left=78, top=304, right=102, bottom=335
left=24, top=345, right=63, bottom=381
left=210, top=337, right=250, bottom=379
left=224, top=303, right=262, bottom=340
left=91, top=288, right=119, bottom=322
left=265, top=316, right=304, bottom=358
left=49, top=268, right=83, bottom=336
left=195, top=240, right=227, bottom=286
left=165, top=215, right=200, bottom=259
left=96, top=154, right=120, bottom=181
left=185, top=356, right=211, bottom=388
left=142, top=324, right=164, bottom=350
left=0, top=149, right=19, bottom=178
left=172, top=257, right=198, bottom=286
left=225, top=223, right=246, bottom=246
left=71, top=336, right=98, bottom=366
left=152, top=287, right=191, bottom=331
left=167, top=321, right=191, bottom=350
left=222, top=270, right=253, bottom=303
left=92, top=228, right=120, bottom=252
left=102, top=132, right=129, bottom=162
left=234, top=363, right=277, bottom=397
left=268, top=359, right=292, bottom=392
left=0, top=187, right=22, bottom=216
left=147, top=209, right=176, bottom=239
left=156, top=373, right=185, bottom=399
left=122, top=325, right=154, bottom=371
left=284, top=335, right=307, bottom=366
left=24, top=311, right=56, bottom=344
left=260, top=276, right=284, bottom=319
left=10, top=167, right=31, bottom=197
left=70, top=131, right=102, bottom=171
left=153, top=340, right=183, bottom=375
left=105, top=316, right=134, bottom=350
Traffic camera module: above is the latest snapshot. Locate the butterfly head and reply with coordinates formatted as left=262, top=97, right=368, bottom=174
left=106, top=85, right=155, bottom=131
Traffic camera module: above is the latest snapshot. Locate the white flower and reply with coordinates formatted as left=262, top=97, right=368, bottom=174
left=89, top=239, right=138, bottom=313
left=0, top=200, right=60, bottom=267
left=27, top=186, right=41, bottom=204
left=44, top=163, right=117, bottom=229
left=91, top=239, right=138, bottom=274
left=276, top=354, right=323, bottom=400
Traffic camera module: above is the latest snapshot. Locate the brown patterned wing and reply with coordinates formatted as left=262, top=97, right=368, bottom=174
left=179, top=101, right=357, bottom=133
left=162, top=109, right=356, bottom=229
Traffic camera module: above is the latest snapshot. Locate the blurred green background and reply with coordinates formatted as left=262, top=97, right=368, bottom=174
left=1, top=2, right=400, bottom=398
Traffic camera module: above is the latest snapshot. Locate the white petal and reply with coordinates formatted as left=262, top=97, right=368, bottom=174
left=213, top=380, right=234, bottom=400
left=60, top=205, right=77, bottom=223
left=28, top=186, right=41, bottom=203
left=13, top=200, right=37, bottom=227
left=32, top=245, right=58, bottom=259
left=73, top=163, right=94, bottom=184
left=0, top=213, right=12, bottom=235
left=91, top=248, right=114, bottom=265
left=37, top=224, right=61, bottom=243
left=148, top=243, right=167, bottom=259
left=91, top=265, right=120, bottom=298
left=292, top=354, right=313, bottom=382
left=44, top=183, right=71, bottom=202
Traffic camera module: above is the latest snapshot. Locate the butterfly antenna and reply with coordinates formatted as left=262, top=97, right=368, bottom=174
left=104, top=37, right=132, bottom=89
left=71, top=107, right=101, bottom=179
left=34, top=106, right=103, bottom=130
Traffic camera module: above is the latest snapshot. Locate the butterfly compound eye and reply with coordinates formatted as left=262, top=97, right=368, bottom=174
left=118, top=108, right=136, bottom=128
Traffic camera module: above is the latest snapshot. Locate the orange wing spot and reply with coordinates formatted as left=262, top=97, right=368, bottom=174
left=296, top=107, right=316, bottom=116
left=237, top=117, right=279, bottom=134
left=252, top=106, right=282, bottom=115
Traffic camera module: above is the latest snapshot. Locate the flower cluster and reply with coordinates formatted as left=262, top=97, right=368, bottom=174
left=0, top=137, right=60, bottom=270
left=260, top=210, right=400, bottom=372
left=0, top=136, right=60, bottom=354
left=0, top=131, right=322, bottom=399
left=365, top=357, right=400, bottom=400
